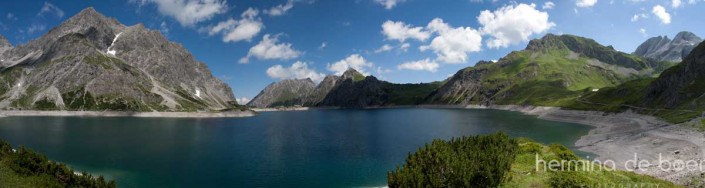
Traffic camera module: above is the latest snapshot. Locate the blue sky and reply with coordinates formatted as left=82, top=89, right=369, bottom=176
left=0, top=0, right=702, bottom=103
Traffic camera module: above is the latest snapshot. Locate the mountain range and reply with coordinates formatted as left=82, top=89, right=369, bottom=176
left=249, top=32, right=705, bottom=123
left=0, top=8, right=237, bottom=111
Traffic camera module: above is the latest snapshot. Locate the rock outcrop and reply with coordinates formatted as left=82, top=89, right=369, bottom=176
left=643, top=40, right=705, bottom=108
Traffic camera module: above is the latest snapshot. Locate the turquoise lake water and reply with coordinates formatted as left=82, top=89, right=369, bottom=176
left=0, top=108, right=593, bottom=187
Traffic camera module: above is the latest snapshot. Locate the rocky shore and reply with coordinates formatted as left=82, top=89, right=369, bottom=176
left=457, top=105, right=705, bottom=185
left=0, top=110, right=256, bottom=118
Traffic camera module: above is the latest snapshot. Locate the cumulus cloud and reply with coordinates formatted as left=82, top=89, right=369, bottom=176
left=421, top=18, right=483, bottom=64
left=208, top=8, right=263, bottom=42
left=136, top=0, right=227, bottom=27
left=264, top=0, right=294, bottom=16
left=374, top=0, right=406, bottom=9
left=318, top=42, right=327, bottom=50
left=671, top=0, right=682, bottom=8
left=576, top=0, right=597, bottom=7
left=236, top=97, right=251, bottom=104
left=38, top=2, right=65, bottom=18
left=240, top=34, right=302, bottom=63
left=266, top=61, right=325, bottom=83
left=542, top=1, right=555, bottom=9
left=397, top=58, right=439, bottom=72
left=478, top=3, right=555, bottom=49
left=651, top=5, right=671, bottom=24
left=381, top=20, right=431, bottom=42
left=327, top=54, right=374, bottom=75
left=374, top=44, right=394, bottom=53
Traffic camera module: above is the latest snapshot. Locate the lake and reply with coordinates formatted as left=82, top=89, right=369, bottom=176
left=0, top=108, right=593, bottom=187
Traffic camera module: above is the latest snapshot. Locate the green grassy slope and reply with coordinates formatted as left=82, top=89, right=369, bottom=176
left=428, top=34, right=669, bottom=107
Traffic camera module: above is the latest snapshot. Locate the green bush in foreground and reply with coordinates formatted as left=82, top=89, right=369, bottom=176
left=390, top=133, right=679, bottom=187
left=0, top=139, right=116, bottom=188
left=388, top=132, right=519, bottom=188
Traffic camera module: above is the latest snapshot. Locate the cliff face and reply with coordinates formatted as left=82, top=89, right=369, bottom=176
left=643, top=40, right=705, bottom=108
left=247, top=79, right=315, bottom=108
left=633, top=31, right=702, bottom=62
left=0, top=7, right=236, bottom=111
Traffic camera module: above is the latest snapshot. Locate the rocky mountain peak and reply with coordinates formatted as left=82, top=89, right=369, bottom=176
left=246, top=78, right=316, bottom=108
left=673, top=31, right=701, bottom=44
left=525, top=33, right=567, bottom=51
left=341, top=68, right=364, bottom=81
left=633, top=31, right=702, bottom=62
left=0, top=7, right=237, bottom=111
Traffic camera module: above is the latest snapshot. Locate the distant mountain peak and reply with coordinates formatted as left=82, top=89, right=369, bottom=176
left=633, top=31, right=702, bottom=62
left=673, top=31, right=701, bottom=42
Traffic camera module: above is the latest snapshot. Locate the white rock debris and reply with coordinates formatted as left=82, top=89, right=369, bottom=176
left=106, top=32, right=122, bottom=56
left=195, top=88, right=202, bottom=99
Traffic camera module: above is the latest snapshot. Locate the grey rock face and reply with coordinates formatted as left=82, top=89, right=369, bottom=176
left=0, top=7, right=237, bottom=111
left=304, top=75, right=339, bottom=106
left=425, top=64, right=492, bottom=104
left=633, top=31, right=702, bottom=62
left=0, top=35, right=11, bottom=59
left=644, top=40, right=705, bottom=108
left=247, top=78, right=315, bottom=108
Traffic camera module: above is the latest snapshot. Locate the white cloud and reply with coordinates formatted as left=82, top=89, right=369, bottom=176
left=630, top=13, right=648, bottom=22
left=240, top=34, right=302, bottom=63
left=400, top=43, right=410, bottom=52
left=374, top=44, right=394, bottom=53
left=374, top=0, right=406, bottom=9
left=542, top=2, right=555, bottom=9
left=639, top=28, right=648, bottom=37
left=421, top=18, right=483, bottom=64
left=264, top=0, right=294, bottom=16
left=327, top=54, right=374, bottom=75
left=397, top=58, right=439, bottom=72
left=381, top=20, right=431, bottom=42
left=266, top=61, right=325, bottom=83
left=236, top=97, right=251, bottom=104
left=137, top=0, right=227, bottom=27
left=672, top=0, right=682, bottom=8
left=651, top=5, right=671, bottom=24
left=576, top=0, right=597, bottom=7
left=318, top=42, right=327, bottom=50
left=478, top=3, right=555, bottom=49
left=208, top=8, right=263, bottom=42
left=38, top=2, right=64, bottom=18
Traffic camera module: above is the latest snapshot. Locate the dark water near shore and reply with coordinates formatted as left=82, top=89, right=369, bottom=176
left=0, top=108, right=592, bottom=187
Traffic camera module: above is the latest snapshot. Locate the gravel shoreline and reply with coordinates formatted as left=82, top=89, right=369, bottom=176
left=447, top=104, right=704, bottom=185
left=0, top=110, right=257, bottom=118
